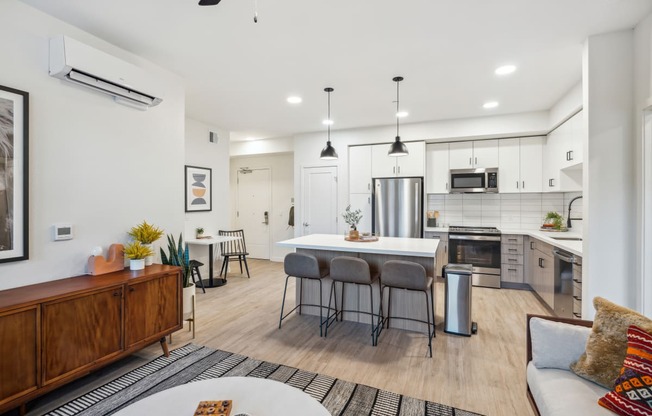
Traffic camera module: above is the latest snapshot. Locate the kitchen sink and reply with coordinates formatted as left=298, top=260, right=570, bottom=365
left=551, top=237, right=583, bottom=241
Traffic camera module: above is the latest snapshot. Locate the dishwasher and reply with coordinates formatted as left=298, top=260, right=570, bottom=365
left=553, top=248, right=576, bottom=318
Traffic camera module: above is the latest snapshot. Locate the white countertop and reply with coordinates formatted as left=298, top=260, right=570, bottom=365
left=277, top=234, right=439, bottom=258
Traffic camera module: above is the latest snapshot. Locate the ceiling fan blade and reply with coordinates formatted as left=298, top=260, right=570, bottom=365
left=198, top=0, right=222, bottom=5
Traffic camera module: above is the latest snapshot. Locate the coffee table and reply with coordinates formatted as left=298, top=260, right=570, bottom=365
left=113, top=377, right=331, bottom=415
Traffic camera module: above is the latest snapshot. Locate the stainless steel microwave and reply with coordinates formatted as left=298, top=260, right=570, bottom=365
left=449, top=168, right=498, bottom=193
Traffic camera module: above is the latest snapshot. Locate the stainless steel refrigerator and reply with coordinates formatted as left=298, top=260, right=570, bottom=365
left=373, top=177, right=423, bottom=238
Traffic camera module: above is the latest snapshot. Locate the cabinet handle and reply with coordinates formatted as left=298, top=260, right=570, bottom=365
left=368, top=197, right=370, bottom=204
left=446, top=182, right=448, bottom=190
left=445, top=245, right=447, bottom=253
left=516, top=181, right=519, bottom=189
left=469, top=157, right=472, bottom=166
left=548, top=179, right=555, bottom=187
left=530, top=241, right=535, bottom=250
left=398, top=166, right=401, bottom=174
left=508, top=238, right=517, bottom=242
left=393, top=166, right=396, bottom=174
left=573, top=295, right=582, bottom=301
left=566, top=151, right=570, bottom=161
left=475, top=157, right=478, bottom=165
left=508, top=258, right=517, bottom=262
left=508, top=268, right=517, bottom=272
left=568, top=150, right=573, bottom=161
left=508, top=248, right=517, bottom=252
left=573, top=278, right=581, bottom=283
left=538, top=258, right=543, bottom=268
left=522, top=181, right=525, bottom=189
left=368, top=183, right=370, bottom=191
left=113, top=290, right=122, bottom=297
left=129, top=287, right=135, bottom=293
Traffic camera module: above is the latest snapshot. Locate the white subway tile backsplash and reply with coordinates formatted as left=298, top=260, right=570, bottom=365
left=426, top=192, right=579, bottom=230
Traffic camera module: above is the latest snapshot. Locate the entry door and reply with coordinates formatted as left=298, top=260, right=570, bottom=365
left=237, top=168, right=271, bottom=259
left=302, top=166, right=338, bottom=235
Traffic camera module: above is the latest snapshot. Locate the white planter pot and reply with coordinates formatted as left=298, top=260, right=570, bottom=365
left=183, top=283, right=196, bottom=320
left=143, top=243, right=154, bottom=266
left=130, top=259, right=145, bottom=270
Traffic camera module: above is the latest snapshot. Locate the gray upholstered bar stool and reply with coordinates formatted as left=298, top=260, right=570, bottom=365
left=278, top=252, right=332, bottom=336
left=324, top=256, right=383, bottom=346
left=378, top=260, right=436, bottom=357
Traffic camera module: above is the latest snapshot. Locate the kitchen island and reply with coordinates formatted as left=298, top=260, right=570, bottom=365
left=277, top=234, right=439, bottom=333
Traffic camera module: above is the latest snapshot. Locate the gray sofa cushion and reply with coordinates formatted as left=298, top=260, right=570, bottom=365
left=530, top=317, right=592, bottom=370
left=527, top=362, right=611, bottom=416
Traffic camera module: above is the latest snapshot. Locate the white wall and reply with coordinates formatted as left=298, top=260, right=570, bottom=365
left=0, top=1, right=186, bottom=290
left=230, top=136, right=294, bottom=157
left=230, top=153, right=294, bottom=262
left=293, top=111, right=550, bottom=237
left=583, top=30, right=636, bottom=318
left=549, top=83, right=583, bottom=128
left=184, top=118, right=230, bottom=274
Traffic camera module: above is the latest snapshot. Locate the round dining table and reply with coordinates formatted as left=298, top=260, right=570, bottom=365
left=113, top=377, right=331, bottom=416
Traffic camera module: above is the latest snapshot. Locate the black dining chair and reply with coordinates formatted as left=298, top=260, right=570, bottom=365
left=218, top=229, right=251, bottom=281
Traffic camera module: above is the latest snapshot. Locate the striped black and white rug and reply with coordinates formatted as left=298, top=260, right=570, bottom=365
left=46, top=344, right=482, bottom=416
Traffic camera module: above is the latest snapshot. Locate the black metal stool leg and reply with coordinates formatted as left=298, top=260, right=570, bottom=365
left=431, top=283, right=436, bottom=338
left=425, top=289, right=433, bottom=358
left=279, top=275, right=291, bottom=329
left=369, top=284, right=376, bottom=346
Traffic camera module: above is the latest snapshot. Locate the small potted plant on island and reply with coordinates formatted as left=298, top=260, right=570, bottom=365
left=160, top=234, right=194, bottom=320
left=196, top=227, right=205, bottom=239
left=124, top=241, right=154, bottom=271
left=128, top=221, right=164, bottom=266
left=342, top=205, right=363, bottom=240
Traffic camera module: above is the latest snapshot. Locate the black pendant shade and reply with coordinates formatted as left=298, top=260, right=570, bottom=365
left=388, top=76, right=409, bottom=157
left=320, top=87, right=338, bottom=160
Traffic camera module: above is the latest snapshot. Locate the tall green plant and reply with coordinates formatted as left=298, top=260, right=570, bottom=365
left=160, top=233, right=192, bottom=287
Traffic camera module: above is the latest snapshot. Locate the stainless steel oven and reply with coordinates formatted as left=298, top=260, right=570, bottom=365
left=448, top=226, right=501, bottom=288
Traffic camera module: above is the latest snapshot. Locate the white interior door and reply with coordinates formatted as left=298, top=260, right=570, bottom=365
left=302, top=166, right=338, bottom=235
left=237, top=168, right=271, bottom=259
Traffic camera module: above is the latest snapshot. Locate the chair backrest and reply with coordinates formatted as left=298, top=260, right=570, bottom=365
left=381, top=260, right=428, bottom=290
left=330, top=256, right=371, bottom=284
left=284, top=253, right=323, bottom=279
left=219, top=229, right=247, bottom=255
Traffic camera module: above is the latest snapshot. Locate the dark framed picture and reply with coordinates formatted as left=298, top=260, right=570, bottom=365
left=0, top=85, right=29, bottom=263
left=185, top=165, right=212, bottom=212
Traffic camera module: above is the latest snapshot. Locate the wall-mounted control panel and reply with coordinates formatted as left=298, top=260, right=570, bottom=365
left=53, top=223, right=73, bottom=241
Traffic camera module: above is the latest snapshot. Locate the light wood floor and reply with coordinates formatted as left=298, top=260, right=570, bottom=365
left=26, top=259, right=550, bottom=416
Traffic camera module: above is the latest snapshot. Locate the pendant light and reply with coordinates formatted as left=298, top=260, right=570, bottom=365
left=388, top=76, right=409, bottom=156
left=320, top=87, right=338, bottom=160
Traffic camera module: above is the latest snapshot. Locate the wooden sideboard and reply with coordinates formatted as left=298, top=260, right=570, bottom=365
left=0, top=265, right=182, bottom=414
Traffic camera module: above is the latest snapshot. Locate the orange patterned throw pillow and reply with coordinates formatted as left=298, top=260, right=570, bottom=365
left=599, top=325, right=652, bottom=416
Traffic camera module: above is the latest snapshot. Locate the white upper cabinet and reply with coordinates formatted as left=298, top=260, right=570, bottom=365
left=449, top=140, right=498, bottom=169
left=371, top=141, right=425, bottom=177
left=520, top=137, right=544, bottom=193
left=562, top=110, right=583, bottom=168
left=349, top=146, right=372, bottom=193
left=544, top=111, right=583, bottom=191
left=498, top=138, right=520, bottom=193
left=426, top=143, right=449, bottom=194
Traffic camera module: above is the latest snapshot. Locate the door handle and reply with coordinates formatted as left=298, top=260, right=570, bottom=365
left=262, top=211, right=269, bottom=225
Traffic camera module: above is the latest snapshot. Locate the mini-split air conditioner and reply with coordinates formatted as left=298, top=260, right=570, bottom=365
left=48, top=35, right=163, bottom=109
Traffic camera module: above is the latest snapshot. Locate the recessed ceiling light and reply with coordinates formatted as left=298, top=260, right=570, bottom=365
left=396, top=111, right=409, bottom=118
left=495, top=65, right=517, bottom=75
left=483, top=101, right=499, bottom=109
left=322, top=119, right=334, bottom=125
left=287, top=96, right=302, bottom=104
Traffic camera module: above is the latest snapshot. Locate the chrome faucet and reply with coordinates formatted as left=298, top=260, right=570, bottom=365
left=567, top=196, right=583, bottom=228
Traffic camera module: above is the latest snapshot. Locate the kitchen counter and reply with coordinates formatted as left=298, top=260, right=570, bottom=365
left=277, top=234, right=439, bottom=257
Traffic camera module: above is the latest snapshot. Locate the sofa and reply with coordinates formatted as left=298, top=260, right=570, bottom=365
left=525, top=314, right=612, bottom=416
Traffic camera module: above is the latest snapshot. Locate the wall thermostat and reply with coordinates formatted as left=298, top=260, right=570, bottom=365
left=53, top=224, right=73, bottom=241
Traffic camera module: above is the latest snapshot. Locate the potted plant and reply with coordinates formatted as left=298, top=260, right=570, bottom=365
left=124, top=241, right=154, bottom=271
left=160, top=234, right=194, bottom=319
left=342, top=205, right=363, bottom=239
left=196, top=227, right=204, bottom=239
left=542, top=211, right=565, bottom=231
left=128, top=221, right=164, bottom=266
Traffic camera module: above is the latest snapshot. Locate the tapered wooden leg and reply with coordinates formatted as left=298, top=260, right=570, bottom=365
left=160, top=337, right=170, bottom=357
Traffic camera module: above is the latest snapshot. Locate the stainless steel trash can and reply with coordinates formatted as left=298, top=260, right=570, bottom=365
left=444, top=264, right=477, bottom=336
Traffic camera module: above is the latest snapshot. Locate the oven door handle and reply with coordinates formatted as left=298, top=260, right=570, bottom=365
left=552, top=249, right=575, bottom=263
left=449, top=234, right=501, bottom=242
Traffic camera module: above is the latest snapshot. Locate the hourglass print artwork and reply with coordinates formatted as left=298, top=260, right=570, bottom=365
left=185, top=165, right=212, bottom=212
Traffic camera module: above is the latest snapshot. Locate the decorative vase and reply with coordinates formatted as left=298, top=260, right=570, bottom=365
left=183, top=283, right=196, bottom=320
left=143, top=243, right=154, bottom=266
left=130, top=259, right=145, bottom=270
left=196, top=232, right=204, bottom=239
left=349, top=229, right=359, bottom=240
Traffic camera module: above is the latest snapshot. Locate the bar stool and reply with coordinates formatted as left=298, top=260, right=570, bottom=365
left=379, top=260, right=436, bottom=357
left=189, top=260, right=206, bottom=293
left=279, top=253, right=332, bottom=336
left=324, top=256, right=383, bottom=346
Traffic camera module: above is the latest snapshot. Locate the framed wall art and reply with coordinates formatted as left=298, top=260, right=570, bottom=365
left=185, top=165, right=212, bottom=212
left=0, top=85, right=29, bottom=263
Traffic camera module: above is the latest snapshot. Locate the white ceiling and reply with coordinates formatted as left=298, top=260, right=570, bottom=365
left=20, top=0, right=652, bottom=141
